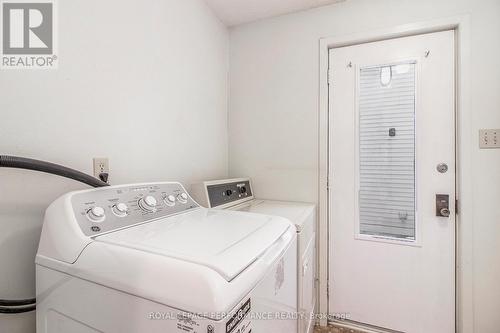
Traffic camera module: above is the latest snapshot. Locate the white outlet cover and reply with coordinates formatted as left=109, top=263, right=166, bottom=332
left=93, top=158, right=109, bottom=177
left=479, top=129, right=500, bottom=149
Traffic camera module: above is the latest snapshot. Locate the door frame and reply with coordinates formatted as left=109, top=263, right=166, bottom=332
left=317, top=16, right=473, bottom=332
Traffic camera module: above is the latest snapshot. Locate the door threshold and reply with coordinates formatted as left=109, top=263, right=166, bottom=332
left=327, top=320, right=403, bottom=333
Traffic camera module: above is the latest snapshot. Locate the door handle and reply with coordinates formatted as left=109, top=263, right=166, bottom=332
left=436, top=194, right=450, bottom=217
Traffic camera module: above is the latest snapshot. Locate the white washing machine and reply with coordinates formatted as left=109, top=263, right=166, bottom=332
left=191, top=178, right=316, bottom=333
left=36, top=182, right=298, bottom=333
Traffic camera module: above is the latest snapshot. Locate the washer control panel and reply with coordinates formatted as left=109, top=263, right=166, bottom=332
left=207, top=179, right=252, bottom=208
left=71, top=183, right=199, bottom=236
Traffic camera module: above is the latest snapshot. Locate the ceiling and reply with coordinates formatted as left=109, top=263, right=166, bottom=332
left=204, top=0, right=345, bottom=27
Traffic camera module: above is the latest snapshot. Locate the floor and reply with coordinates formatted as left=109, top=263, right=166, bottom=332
left=314, top=325, right=363, bottom=333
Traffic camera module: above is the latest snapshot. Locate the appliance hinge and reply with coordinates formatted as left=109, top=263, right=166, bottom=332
left=326, top=175, right=331, bottom=190
left=327, top=68, right=333, bottom=86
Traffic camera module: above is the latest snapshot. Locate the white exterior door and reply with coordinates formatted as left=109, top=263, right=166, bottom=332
left=328, top=31, right=455, bottom=333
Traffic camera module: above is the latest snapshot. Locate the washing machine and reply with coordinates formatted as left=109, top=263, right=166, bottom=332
left=35, top=182, right=298, bottom=333
left=191, top=178, right=316, bottom=333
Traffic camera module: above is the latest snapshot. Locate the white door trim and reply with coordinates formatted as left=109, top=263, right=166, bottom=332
left=317, top=16, right=473, bottom=332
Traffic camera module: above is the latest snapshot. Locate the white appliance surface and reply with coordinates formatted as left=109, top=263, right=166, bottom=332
left=96, top=208, right=291, bottom=281
left=231, top=199, right=315, bottom=231
left=190, top=178, right=317, bottom=333
left=233, top=199, right=316, bottom=333
left=36, top=182, right=298, bottom=333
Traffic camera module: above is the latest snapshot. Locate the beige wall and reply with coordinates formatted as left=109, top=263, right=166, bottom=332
left=229, top=0, right=500, bottom=332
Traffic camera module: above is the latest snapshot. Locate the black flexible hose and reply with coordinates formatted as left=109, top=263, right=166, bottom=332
left=0, top=155, right=109, bottom=188
left=0, top=304, right=36, bottom=314
left=0, top=298, right=36, bottom=306
left=0, top=155, right=109, bottom=314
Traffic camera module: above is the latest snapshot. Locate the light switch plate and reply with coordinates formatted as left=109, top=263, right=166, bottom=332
left=479, top=129, right=500, bottom=149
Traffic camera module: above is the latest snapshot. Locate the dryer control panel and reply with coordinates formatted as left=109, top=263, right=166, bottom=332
left=192, top=178, right=252, bottom=208
left=71, top=182, right=199, bottom=236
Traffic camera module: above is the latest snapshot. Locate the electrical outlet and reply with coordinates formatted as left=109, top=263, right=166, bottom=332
left=93, top=158, right=109, bottom=179
left=479, top=129, right=500, bottom=149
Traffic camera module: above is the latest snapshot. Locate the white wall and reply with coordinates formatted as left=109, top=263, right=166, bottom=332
left=228, top=0, right=500, bottom=332
left=0, top=0, right=228, bottom=331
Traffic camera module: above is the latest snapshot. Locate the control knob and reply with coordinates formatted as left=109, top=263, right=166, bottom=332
left=164, top=194, right=176, bottom=206
left=112, top=203, right=129, bottom=217
left=139, top=196, right=157, bottom=212
left=177, top=193, right=188, bottom=204
left=87, top=206, right=105, bottom=222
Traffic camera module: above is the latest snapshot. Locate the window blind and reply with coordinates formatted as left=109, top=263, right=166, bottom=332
left=358, top=62, right=416, bottom=240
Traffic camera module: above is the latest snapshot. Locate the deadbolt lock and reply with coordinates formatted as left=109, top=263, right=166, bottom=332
left=440, top=208, right=450, bottom=217
left=436, top=194, right=450, bottom=217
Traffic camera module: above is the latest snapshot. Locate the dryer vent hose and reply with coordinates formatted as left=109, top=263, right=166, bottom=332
left=0, top=155, right=109, bottom=188
left=0, top=155, right=109, bottom=314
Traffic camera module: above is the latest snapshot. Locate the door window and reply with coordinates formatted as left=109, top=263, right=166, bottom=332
left=358, top=61, right=417, bottom=240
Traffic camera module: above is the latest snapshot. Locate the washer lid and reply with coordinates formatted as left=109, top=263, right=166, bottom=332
left=95, top=208, right=291, bottom=281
